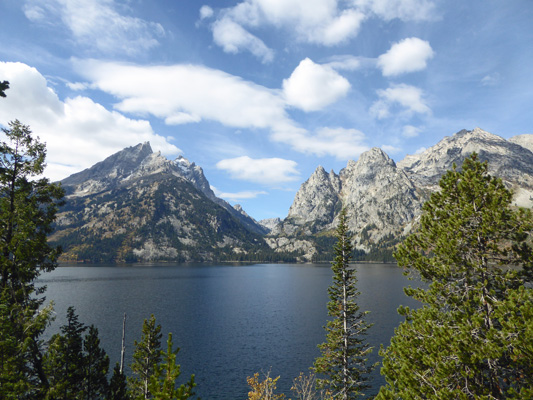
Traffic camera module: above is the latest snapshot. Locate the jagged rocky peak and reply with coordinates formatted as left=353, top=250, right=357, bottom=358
left=62, top=142, right=153, bottom=186
left=285, top=165, right=340, bottom=231
left=173, top=155, right=214, bottom=199
left=340, top=147, right=395, bottom=182
left=398, top=127, right=533, bottom=190
left=340, top=147, right=421, bottom=235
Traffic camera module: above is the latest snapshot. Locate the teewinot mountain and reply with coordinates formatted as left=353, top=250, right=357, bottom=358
left=50, top=143, right=271, bottom=262
left=51, top=128, right=533, bottom=263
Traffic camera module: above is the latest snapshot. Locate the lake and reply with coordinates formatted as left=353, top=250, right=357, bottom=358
left=36, top=263, right=421, bottom=399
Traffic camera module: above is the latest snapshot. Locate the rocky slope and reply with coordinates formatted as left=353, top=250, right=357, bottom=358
left=51, top=128, right=533, bottom=263
left=51, top=143, right=269, bottom=262
left=269, top=128, right=533, bottom=261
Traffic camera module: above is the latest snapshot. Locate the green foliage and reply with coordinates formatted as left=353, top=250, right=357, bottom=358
left=83, top=325, right=110, bottom=399
left=378, top=153, right=533, bottom=399
left=0, top=120, right=64, bottom=398
left=313, top=209, right=374, bottom=399
left=45, top=307, right=87, bottom=398
left=0, top=80, right=8, bottom=97
left=148, top=333, right=196, bottom=400
left=129, top=315, right=163, bottom=399
left=109, top=363, right=130, bottom=400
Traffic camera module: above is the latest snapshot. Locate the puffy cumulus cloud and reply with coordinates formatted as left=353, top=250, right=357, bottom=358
left=208, top=0, right=365, bottom=60
left=354, top=0, right=437, bottom=21
left=402, top=125, right=421, bottom=137
left=24, top=0, right=165, bottom=56
left=211, top=186, right=268, bottom=201
left=283, top=58, right=350, bottom=112
left=378, top=37, right=434, bottom=76
left=75, top=59, right=289, bottom=130
left=371, top=83, right=431, bottom=119
left=212, top=17, right=274, bottom=63
left=271, top=126, right=369, bottom=160
left=0, top=61, right=179, bottom=181
left=216, top=156, right=300, bottom=185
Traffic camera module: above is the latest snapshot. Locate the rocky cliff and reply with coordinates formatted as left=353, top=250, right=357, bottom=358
left=269, top=128, right=533, bottom=261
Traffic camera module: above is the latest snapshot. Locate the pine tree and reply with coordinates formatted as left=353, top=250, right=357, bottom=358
left=0, top=120, right=63, bottom=398
left=148, top=333, right=196, bottom=400
left=109, top=363, right=130, bottom=400
left=45, top=307, right=87, bottom=399
left=378, top=153, right=533, bottom=399
left=129, top=314, right=163, bottom=400
left=313, top=209, right=374, bottom=399
left=83, top=325, right=110, bottom=400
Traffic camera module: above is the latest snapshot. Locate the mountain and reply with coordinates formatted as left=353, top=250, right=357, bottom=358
left=50, top=128, right=533, bottom=263
left=51, top=143, right=269, bottom=263
left=269, top=128, right=533, bottom=261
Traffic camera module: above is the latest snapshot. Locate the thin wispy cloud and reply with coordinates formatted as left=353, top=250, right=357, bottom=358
left=216, top=156, right=300, bottom=185
left=24, top=0, right=165, bottom=56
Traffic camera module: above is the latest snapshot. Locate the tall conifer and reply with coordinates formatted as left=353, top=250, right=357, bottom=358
left=313, top=209, right=374, bottom=399
left=0, top=120, right=63, bottom=398
left=129, top=314, right=163, bottom=400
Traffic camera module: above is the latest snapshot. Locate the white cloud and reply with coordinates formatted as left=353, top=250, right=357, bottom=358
left=271, top=126, right=369, bottom=160
left=378, top=37, right=434, bottom=76
left=216, top=156, right=300, bottom=185
left=0, top=61, right=179, bottom=181
left=207, top=0, right=365, bottom=60
left=212, top=17, right=274, bottom=63
left=371, top=83, right=431, bottom=118
left=283, top=58, right=350, bottom=112
left=211, top=187, right=268, bottom=201
left=415, top=146, right=427, bottom=154
left=24, top=0, right=165, bottom=56
left=75, top=59, right=289, bottom=130
left=403, top=125, right=421, bottom=137
left=381, top=144, right=401, bottom=154
left=481, top=72, right=501, bottom=86
left=326, top=55, right=375, bottom=71
left=354, top=0, right=437, bottom=21
left=199, top=5, right=214, bottom=20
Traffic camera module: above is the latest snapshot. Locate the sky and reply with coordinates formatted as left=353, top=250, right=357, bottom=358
left=1, top=0, right=532, bottom=221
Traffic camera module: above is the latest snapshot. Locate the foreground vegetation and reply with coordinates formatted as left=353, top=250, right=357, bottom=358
left=1, top=93, right=532, bottom=399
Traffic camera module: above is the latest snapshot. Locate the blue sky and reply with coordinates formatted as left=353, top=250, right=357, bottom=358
left=1, top=0, right=532, bottom=221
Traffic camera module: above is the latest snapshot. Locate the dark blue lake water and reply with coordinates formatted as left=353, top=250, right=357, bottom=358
left=36, top=263, right=420, bottom=399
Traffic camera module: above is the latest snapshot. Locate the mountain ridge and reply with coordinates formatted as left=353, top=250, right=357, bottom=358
left=51, top=127, right=533, bottom=263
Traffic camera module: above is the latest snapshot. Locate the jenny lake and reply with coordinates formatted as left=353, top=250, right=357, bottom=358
left=36, top=263, right=421, bottom=399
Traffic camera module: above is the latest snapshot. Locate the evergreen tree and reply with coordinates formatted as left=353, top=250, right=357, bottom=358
left=108, top=363, right=130, bottom=400
left=83, top=325, right=110, bottom=400
left=0, top=120, right=63, bottom=398
left=378, top=154, right=533, bottom=399
left=0, top=80, right=8, bottom=97
left=313, top=209, right=374, bottom=399
left=45, top=307, right=87, bottom=399
left=129, top=314, right=163, bottom=399
left=148, top=333, right=196, bottom=400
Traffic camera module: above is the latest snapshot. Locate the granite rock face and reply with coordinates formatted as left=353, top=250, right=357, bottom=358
left=270, top=128, right=533, bottom=261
